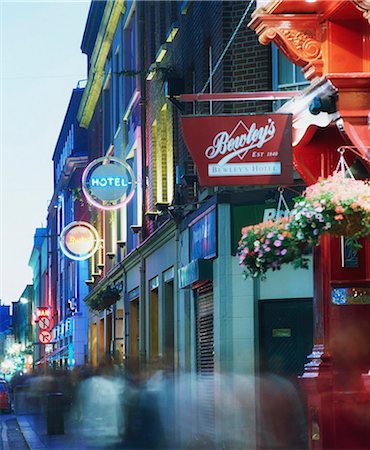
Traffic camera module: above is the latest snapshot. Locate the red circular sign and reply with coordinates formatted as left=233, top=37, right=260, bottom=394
left=38, top=330, right=52, bottom=344
left=38, top=317, right=51, bottom=331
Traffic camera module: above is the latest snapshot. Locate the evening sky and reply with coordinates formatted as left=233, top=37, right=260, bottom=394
left=0, top=0, right=90, bottom=305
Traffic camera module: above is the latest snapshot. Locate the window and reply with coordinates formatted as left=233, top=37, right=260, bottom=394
left=151, top=120, right=158, bottom=209
left=159, top=104, right=174, bottom=204
left=272, top=45, right=308, bottom=90
left=150, top=106, right=174, bottom=211
left=272, top=45, right=309, bottom=108
left=123, top=12, right=137, bottom=110
left=114, top=49, right=121, bottom=130
left=102, top=75, right=112, bottom=153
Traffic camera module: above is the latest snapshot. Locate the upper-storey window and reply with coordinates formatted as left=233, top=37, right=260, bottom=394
left=55, top=125, right=74, bottom=184
left=272, top=45, right=308, bottom=109
left=114, top=48, right=121, bottom=131
left=103, top=75, right=112, bottom=153
left=272, top=45, right=308, bottom=90
left=123, top=11, right=137, bottom=111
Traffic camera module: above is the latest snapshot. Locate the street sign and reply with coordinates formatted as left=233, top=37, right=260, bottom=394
left=82, top=157, right=136, bottom=210
left=38, top=330, right=52, bottom=344
left=38, top=316, right=51, bottom=330
left=181, top=114, right=293, bottom=186
left=60, top=221, right=100, bottom=261
left=36, top=307, right=50, bottom=318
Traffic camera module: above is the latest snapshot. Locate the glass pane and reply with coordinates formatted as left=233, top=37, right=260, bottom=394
left=295, top=64, right=306, bottom=83
left=278, top=52, right=293, bottom=86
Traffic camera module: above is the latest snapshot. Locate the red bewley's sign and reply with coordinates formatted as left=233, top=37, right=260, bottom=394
left=181, top=114, right=293, bottom=186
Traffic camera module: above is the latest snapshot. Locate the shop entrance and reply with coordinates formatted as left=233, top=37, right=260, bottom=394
left=259, top=298, right=313, bottom=378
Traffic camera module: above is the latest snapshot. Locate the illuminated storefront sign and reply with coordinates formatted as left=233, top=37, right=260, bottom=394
left=189, top=206, right=217, bottom=261
left=60, top=221, right=100, bottom=261
left=36, top=307, right=51, bottom=319
left=181, top=114, right=293, bottom=186
left=82, top=157, right=136, bottom=210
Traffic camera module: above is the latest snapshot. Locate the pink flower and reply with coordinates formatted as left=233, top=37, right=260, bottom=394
left=281, top=249, right=287, bottom=256
left=273, top=240, right=282, bottom=247
left=267, top=232, right=274, bottom=239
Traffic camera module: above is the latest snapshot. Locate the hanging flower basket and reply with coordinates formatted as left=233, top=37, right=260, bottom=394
left=86, top=285, right=121, bottom=312
left=237, top=216, right=310, bottom=279
left=290, top=172, right=370, bottom=244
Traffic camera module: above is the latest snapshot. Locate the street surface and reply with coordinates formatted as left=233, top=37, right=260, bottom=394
left=0, top=413, right=28, bottom=450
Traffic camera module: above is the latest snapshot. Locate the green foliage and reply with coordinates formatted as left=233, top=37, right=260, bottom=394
left=71, top=187, right=85, bottom=206
left=237, top=173, right=370, bottom=280
left=85, top=285, right=121, bottom=312
left=237, top=217, right=310, bottom=280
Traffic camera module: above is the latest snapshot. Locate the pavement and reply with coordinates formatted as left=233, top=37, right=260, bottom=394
left=16, top=413, right=125, bottom=450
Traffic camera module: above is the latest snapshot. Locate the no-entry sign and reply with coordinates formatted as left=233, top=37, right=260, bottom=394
left=38, top=330, right=52, bottom=344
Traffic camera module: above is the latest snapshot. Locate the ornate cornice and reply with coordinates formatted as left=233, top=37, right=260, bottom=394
left=249, top=14, right=323, bottom=80
left=77, top=0, right=126, bottom=129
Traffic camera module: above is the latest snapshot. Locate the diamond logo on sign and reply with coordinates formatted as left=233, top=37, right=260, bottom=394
left=82, top=157, right=136, bottom=210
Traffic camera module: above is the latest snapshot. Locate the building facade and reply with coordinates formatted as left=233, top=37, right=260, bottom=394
left=76, top=0, right=315, bottom=445
left=46, top=88, right=90, bottom=368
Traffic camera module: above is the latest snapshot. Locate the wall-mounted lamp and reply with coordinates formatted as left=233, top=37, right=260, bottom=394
left=106, top=252, right=116, bottom=259
left=309, top=94, right=337, bottom=115
left=91, top=271, right=102, bottom=279
left=130, top=225, right=142, bottom=234
left=20, top=297, right=29, bottom=305
left=146, top=211, right=160, bottom=221
left=155, top=202, right=170, bottom=212
left=117, top=241, right=126, bottom=248
left=166, top=23, right=179, bottom=43
left=156, top=45, right=167, bottom=63
left=146, top=64, right=157, bottom=81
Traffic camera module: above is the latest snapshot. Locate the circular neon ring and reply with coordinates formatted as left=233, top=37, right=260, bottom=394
left=60, top=221, right=100, bottom=261
left=81, top=157, right=136, bottom=210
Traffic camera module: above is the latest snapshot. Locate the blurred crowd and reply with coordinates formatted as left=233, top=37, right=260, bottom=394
left=10, top=361, right=308, bottom=450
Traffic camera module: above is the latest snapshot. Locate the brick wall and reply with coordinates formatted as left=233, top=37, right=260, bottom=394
left=143, top=0, right=272, bottom=229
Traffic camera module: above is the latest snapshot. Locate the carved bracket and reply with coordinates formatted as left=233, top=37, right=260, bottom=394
left=249, top=14, right=323, bottom=80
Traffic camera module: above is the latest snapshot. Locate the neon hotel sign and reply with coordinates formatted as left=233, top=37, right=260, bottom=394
left=181, top=114, right=293, bottom=186
left=82, top=157, right=136, bottom=210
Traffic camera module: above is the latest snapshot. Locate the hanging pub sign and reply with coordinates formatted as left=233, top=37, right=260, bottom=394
left=60, top=221, right=100, bottom=261
left=82, top=156, right=136, bottom=210
left=181, top=114, right=293, bottom=186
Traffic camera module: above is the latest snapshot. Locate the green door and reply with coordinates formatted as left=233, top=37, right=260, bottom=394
left=259, top=298, right=313, bottom=378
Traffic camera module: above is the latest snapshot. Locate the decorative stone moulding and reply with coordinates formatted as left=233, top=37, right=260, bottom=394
left=353, top=0, right=370, bottom=22
left=249, top=14, right=323, bottom=80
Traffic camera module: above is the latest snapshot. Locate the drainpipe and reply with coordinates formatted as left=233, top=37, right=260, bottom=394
left=138, top=0, right=147, bottom=241
left=122, top=265, right=129, bottom=357
left=138, top=250, right=146, bottom=365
